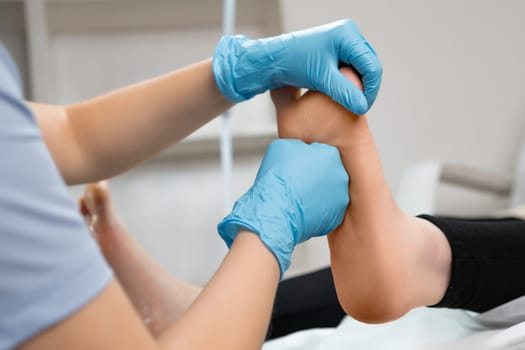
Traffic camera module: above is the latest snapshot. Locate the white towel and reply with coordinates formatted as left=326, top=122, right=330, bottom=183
left=264, top=296, right=525, bottom=350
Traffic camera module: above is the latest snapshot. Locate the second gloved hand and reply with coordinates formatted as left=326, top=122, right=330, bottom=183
left=213, top=19, right=382, bottom=115
left=217, top=139, right=349, bottom=278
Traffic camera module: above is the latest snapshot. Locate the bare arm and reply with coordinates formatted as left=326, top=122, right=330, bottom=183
left=30, top=59, right=233, bottom=185
left=158, top=232, right=279, bottom=348
left=19, top=231, right=279, bottom=350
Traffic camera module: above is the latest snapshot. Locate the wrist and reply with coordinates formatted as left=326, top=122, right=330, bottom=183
left=335, top=114, right=372, bottom=149
left=234, top=230, right=281, bottom=278
left=336, top=116, right=376, bottom=171
left=218, top=177, right=298, bottom=278
left=213, top=34, right=286, bottom=103
left=218, top=216, right=294, bottom=279
left=213, top=35, right=246, bottom=102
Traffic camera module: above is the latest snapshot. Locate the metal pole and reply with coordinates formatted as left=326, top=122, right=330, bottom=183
left=220, top=0, right=236, bottom=214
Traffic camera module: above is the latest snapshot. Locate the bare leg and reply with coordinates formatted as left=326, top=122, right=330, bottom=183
left=271, top=68, right=452, bottom=323
left=79, top=181, right=201, bottom=336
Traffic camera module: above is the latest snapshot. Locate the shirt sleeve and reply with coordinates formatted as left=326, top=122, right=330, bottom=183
left=0, top=45, right=113, bottom=350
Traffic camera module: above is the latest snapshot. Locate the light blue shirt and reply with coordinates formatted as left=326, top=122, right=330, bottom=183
left=0, top=45, right=112, bottom=350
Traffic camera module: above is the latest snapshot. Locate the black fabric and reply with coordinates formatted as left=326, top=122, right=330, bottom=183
left=267, top=267, right=345, bottom=340
left=420, top=215, right=525, bottom=313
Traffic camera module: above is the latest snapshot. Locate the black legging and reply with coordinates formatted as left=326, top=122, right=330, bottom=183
left=420, top=215, right=525, bottom=312
left=267, top=268, right=345, bottom=340
left=267, top=216, right=525, bottom=339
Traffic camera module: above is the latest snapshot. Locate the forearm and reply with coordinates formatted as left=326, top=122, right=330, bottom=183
left=97, top=229, right=279, bottom=349
left=158, top=231, right=279, bottom=350
left=33, top=59, right=232, bottom=185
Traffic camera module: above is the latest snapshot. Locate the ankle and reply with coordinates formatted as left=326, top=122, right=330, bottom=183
left=334, top=115, right=372, bottom=151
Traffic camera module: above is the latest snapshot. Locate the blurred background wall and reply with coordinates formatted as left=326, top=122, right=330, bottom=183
left=1, top=0, right=524, bottom=284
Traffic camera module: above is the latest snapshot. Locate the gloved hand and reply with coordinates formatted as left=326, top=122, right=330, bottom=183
left=213, top=19, right=382, bottom=115
left=217, top=139, right=349, bottom=277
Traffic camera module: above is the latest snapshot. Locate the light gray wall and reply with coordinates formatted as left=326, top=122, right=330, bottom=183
left=0, top=2, right=30, bottom=97
left=280, top=0, right=525, bottom=215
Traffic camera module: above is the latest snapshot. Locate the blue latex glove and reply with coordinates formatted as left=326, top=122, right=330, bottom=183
left=213, top=19, right=382, bottom=115
left=217, top=139, right=349, bottom=277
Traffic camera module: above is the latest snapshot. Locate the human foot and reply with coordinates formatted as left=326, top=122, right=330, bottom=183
left=272, top=67, right=364, bottom=149
left=79, top=181, right=125, bottom=258
left=80, top=181, right=201, bottom=335
left=271, top=68, right=452, bottom=323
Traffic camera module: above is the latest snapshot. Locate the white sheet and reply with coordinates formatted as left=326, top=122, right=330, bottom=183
left=264, top=296, right=525, bottom=350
